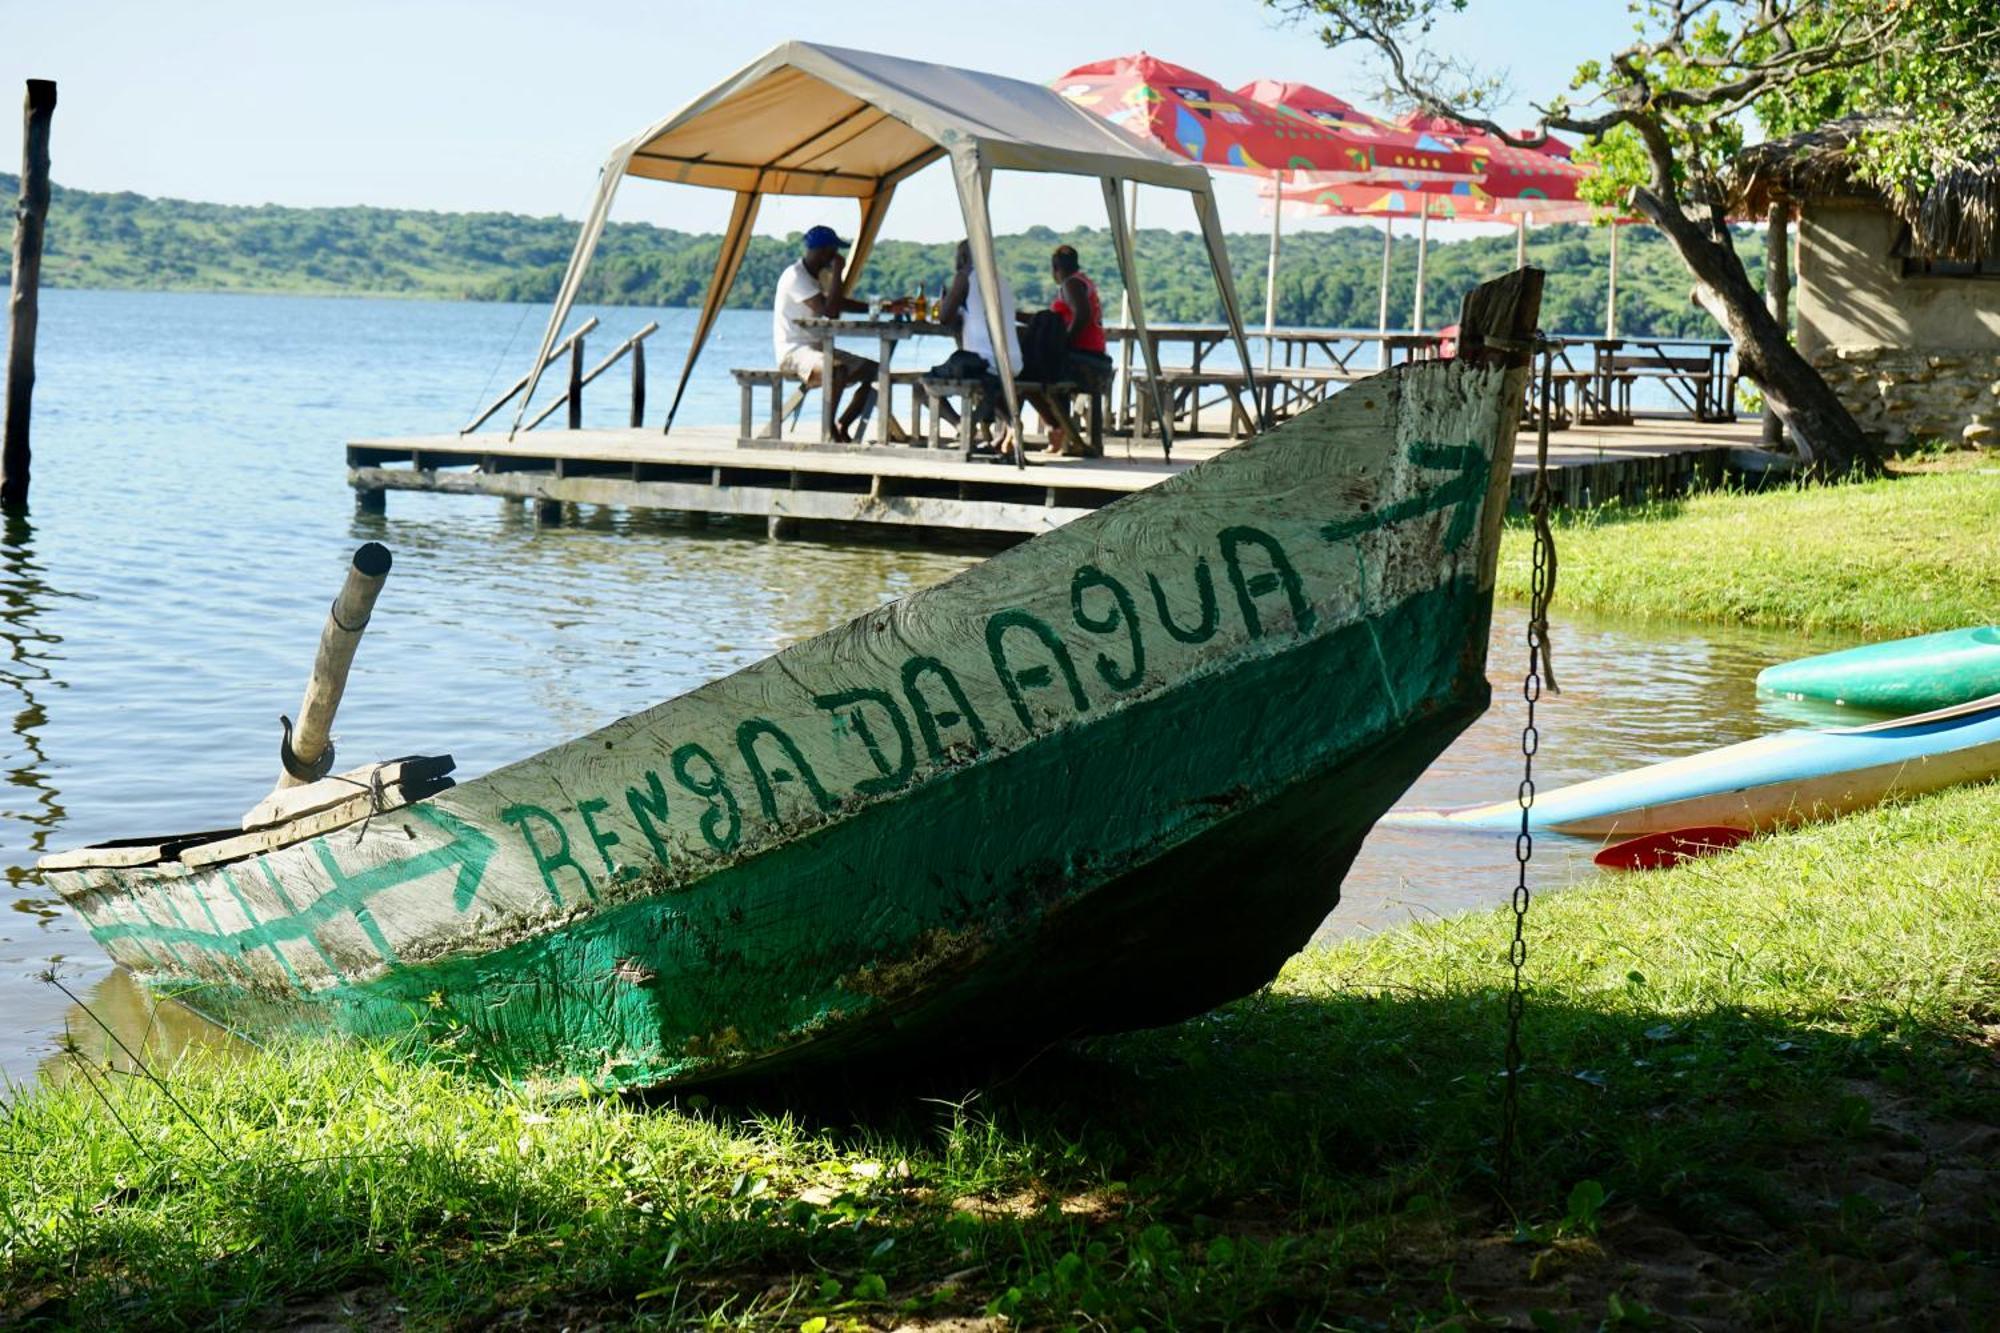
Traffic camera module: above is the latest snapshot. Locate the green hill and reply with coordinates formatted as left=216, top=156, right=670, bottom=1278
left=0, top=173, right=1762, bottom=338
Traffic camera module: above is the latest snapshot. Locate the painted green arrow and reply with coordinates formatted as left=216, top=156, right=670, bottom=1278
left=87, top=804, right=496, bottom=971
left=1319, top=441, right=1489, bottom=551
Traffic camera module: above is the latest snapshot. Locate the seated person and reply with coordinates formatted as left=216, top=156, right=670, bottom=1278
left=774, top=225, right=897, bottom=442
left=1017, top=244, right=1115, bottom=456
left=933, top=240, right=1024, bottom=459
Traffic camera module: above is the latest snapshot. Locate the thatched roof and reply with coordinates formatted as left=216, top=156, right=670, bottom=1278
left=1729, top=118, right=1998, bottom=262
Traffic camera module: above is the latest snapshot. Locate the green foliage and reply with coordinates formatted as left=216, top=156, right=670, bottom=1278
left=1279, top=2, right=2000, bottom=212
left=1753, top=2, right=2000, bottom=193
left=0, top=172, right=1761, bottom=338
left=1497, top=464, right=2000, bottom=636
left=7, top=774, right=1999, bottom=1325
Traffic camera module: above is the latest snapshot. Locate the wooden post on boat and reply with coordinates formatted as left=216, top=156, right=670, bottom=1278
left=3, top=80, right=56, bottom=512
left=567, top=337, right=585, bottom=430
left=629, top=338, right=646, bottom=427
left=276, top=542, right=392, bottom=789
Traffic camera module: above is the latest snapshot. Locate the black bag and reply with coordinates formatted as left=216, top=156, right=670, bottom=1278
left=1018, top=309, right=1071, bottom=382
left=926, top=348, right=991, bottom=380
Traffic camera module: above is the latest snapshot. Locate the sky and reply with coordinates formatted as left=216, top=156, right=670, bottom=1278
left=0, top=0, right=1642, bottom=242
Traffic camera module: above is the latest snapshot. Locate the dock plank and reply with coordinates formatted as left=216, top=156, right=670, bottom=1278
left=348, top=414, right=1768, bottom=535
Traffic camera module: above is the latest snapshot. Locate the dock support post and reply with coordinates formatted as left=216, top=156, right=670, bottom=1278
left=3, top=79, right=56, bottom=512
left=354, top=487, right=385, bottom=515
left=767, top=514, right=799, bottom=541
left=629, top=339, right=646, bottom=428
left=567, top=337, right=584, bottom=430
left=1762, top=200, right=1789, bottom=448
left=535, top=498, right=563, bottom=526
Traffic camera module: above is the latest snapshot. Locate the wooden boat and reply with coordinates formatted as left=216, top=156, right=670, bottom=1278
left=39, top=273, right=1541, bottom=1092
left=1757, top=626, right=2000, bottom=715
left=1383, top=692, right=2000, bottom=840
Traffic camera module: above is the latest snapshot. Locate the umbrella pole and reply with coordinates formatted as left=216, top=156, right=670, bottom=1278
left=1376, top=216, right=1393, bottom=369
left=1605, top=219, right=1620, bottom=338
left=1515, top=214, right=1527, bottom=268
left=1263, top=171, right=1281, bottom=373
left=1411, top=209, right=1429, bottom=333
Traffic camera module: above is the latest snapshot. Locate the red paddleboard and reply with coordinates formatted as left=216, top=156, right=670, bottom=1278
left=1593, top=825, right=1750, bottom=871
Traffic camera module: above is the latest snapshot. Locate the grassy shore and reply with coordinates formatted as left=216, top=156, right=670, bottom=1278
left=1497, top=463, right=2000, bottom=637
left=5, top=780, right=1997, bottom=1329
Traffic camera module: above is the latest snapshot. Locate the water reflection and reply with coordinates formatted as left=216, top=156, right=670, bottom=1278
left=0, top=511, right=66, bottom=893
left=33, top=967, right=248, bottom=1094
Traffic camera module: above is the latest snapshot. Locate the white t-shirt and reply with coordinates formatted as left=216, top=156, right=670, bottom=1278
left=963, top=267, right=1023, bottom=376
left=773, top=259, right=825, bottom=364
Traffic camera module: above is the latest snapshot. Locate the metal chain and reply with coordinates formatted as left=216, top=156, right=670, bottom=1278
left=1499, top=340, right=1558, bottom=1199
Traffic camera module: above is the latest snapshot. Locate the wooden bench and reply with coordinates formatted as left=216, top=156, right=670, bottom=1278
left=1130, top=368, right=1260, bottom=439
left=733, top=367, right=929, bottom=442
left=920, top=375, right=1108, bottom=458
left=1604, top=351, right=1727, bottom=421
left=1260, top=364, right=1364, bottom=420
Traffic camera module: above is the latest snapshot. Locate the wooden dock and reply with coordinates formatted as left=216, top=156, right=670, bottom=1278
left=348, top=414, right=1768, bottom=539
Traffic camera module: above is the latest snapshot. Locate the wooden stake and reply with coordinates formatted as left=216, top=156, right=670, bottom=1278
left=629, top=338, right=646, bottom=427
left=3, top=80, right=56, bottom=511
left=276, top=543, right=392, bottom=789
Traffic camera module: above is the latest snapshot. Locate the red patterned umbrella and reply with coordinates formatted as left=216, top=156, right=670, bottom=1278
left=1056, top=54, right=1406, bottom=180
left=1394, top=114, right=1595, bottom=210
left=1232, top=81, right=1479, bottom=183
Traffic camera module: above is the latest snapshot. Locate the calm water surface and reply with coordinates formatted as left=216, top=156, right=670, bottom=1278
left=2, top=291, right=1846, bottom=1089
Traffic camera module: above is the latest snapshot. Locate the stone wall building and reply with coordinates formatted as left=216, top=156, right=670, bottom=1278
left=1734, top=123, right=1999, bottom=448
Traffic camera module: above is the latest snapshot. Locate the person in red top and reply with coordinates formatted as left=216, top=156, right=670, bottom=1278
left=1019, top=244, right=1116, bottom=456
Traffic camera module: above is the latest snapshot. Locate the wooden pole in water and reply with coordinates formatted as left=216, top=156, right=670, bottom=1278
left=629, top=338, right=646, bottom=428
left=566, top=336, right=584, bottom=430
left=277, top=542, right=392, bottom=789
left=3, top=80, right=56, bottom=512
left=1762, top=200, right=1790, bottom=447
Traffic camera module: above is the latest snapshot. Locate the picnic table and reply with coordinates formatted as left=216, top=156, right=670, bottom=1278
left=1546, top=336, right=1736, bottom=425
left=794, top=315, right=954, bottom=445
left=1105, top=326, right=1444, bottom=435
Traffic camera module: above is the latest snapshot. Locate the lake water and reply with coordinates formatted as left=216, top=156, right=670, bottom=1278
left=2, top=290, right=1835, bottom=1091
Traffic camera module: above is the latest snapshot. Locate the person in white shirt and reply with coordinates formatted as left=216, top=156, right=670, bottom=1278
left=773, top=225, right=898, bottom=442
left=935, top=240, right=1022, bottom=459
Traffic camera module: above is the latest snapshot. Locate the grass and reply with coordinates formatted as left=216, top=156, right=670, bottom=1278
left=1496, top=462, right=2000, bottom=637
left=5, top=782, right=1999, bottom=1329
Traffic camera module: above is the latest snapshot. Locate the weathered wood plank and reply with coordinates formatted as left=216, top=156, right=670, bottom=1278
left=242, top=755, right=455, bottom=831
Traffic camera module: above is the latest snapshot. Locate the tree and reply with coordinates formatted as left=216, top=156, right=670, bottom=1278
left=1273, top=0, right=2000, bottom=478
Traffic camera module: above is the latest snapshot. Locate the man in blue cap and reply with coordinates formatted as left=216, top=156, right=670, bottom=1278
left=774, top=225, right=898, bottom=441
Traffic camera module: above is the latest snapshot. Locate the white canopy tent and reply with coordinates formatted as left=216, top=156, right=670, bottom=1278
left=512, top=41, right=1261, bottom=463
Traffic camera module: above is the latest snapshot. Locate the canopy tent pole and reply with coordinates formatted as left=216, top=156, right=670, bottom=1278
left=841, top=182, right=898, bottom=301
left=1375, top=216, right=1393, bottom=368
left=664, top=188, right=762, bottom=433
left=1411, top=208, right=1429, bottom=333
left=950, top=151, right=1026, bottom=470
left=1190, top=181, right=1263, bottom=432
left=1515, top=214, right=1527, bottom=268
left=1604, top=219, right=1620, bottom=338
left=1263, top=169, right=1281, bottom=373
left=512, top=161, right=629, bottom=438
left=1103, top=176, right=1174, bottom=461
left=1116, top=179, right=1138, bottom=432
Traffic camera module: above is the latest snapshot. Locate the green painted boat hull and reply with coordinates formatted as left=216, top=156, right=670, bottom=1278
left=1756, top=627, right=2000, bottom=714
left=44, top=273, right=1541, bottom=1091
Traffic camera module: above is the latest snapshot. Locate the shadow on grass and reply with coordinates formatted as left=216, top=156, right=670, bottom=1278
left=9, top=982, right=1998, bottom=1330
